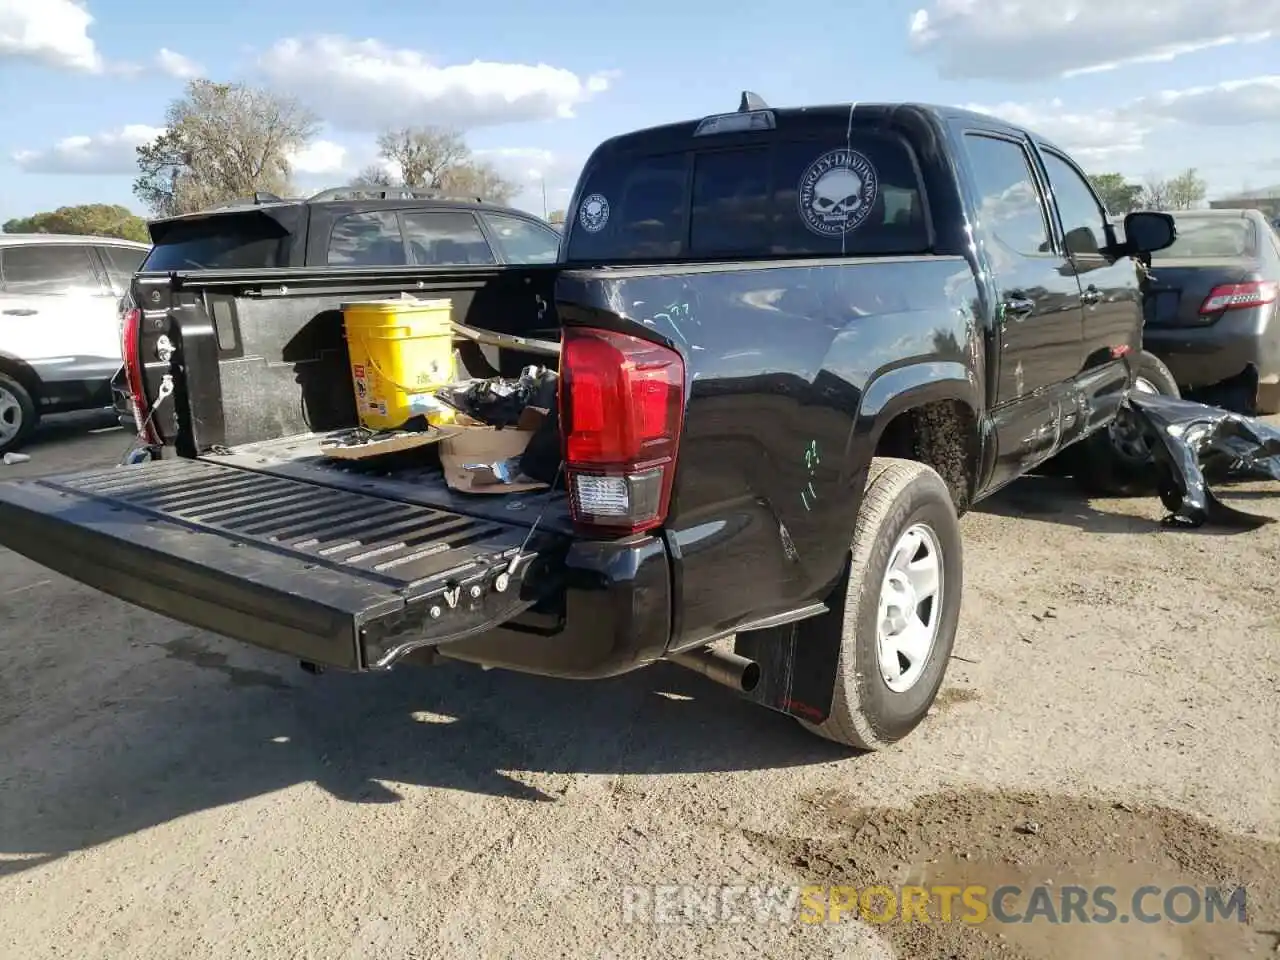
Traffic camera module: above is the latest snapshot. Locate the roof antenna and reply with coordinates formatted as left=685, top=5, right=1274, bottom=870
left=738, top=90, right=769, bottom=112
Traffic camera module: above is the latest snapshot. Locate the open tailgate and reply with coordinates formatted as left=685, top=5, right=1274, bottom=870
left=0, top=459, right=562, bottom=669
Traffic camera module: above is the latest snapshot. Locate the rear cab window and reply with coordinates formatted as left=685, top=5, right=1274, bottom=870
left=564, top=115, right=931, bottom=263
left=143, top=211, right=291, bottom=271
left=1153, top=217, right=1258, bottom=260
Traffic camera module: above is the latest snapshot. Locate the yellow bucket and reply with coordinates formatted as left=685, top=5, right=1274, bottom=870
left=342, top=297, right=456, bottom=431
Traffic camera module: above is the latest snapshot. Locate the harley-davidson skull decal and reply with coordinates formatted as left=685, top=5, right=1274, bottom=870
left=797, top=148, right=879, bottom=237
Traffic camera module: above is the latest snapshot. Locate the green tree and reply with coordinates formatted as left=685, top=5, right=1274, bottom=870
left=3, top=204, right=150, bottom=242
left=1087, top=173, right=1143, bottom=215
left=134, top=79, right=319, bottom=217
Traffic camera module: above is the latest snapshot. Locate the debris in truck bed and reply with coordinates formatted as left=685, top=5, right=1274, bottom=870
left=1124, top=392, right=1280, bottom=528
left=318, top=423, right=462, bottom=460
left=435, top=366, right=559, bottom=428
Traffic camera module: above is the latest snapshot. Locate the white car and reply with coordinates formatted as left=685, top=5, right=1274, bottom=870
left=0, top=234, right=150, bottom=453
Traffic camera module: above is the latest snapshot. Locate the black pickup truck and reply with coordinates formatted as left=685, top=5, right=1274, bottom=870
left=0, top=95, right=1176, bottom=749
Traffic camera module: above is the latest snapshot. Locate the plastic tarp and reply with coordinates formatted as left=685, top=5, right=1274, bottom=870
left=1123, top=392, right=1280, bottom=529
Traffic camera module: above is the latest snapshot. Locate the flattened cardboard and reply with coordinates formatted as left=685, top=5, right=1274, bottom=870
left=320, top=426, right=461, bottom=460
left=440, top=425, right=548, bottom=494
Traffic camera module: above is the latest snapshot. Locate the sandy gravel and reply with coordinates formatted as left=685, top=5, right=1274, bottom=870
left=0, top=415, right=1277, bottom=959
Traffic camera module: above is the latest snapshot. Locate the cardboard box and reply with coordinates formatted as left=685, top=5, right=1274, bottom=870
left=439, top=413, right=549, bottom=494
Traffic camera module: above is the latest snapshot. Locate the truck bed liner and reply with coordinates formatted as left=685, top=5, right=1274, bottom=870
left=0, top=459, right=564, bottom=670
left=209, top=431, right=574, bottom=535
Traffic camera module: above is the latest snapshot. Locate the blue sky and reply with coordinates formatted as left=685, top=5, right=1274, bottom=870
left=2, top=0, right=1280, bottom=223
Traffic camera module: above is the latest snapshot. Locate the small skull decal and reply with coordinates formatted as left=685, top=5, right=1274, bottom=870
left=811, top=168, right=866, bottom=222
left=798, top=149, right=879, bottom=238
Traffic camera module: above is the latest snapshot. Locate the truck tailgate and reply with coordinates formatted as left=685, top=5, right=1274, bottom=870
left=0, top=459, right=562, bottom=670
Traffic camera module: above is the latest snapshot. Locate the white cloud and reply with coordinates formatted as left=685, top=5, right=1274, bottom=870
left=909, top=0, right=1277, bottom=80
left=1128, top=75, right=1280, bottom=126
left=156, top=47, right=202, bottom=79
left=11, top=124, right=164, bottom=175
left=287, top=140, right=348, bottom=176
left=963, top=100, right=1148, bottom=160
left=0, top=0, right=102, bottom=72
left=476, top=147, right=583, bottom=215
left=256, top=36, right=614, bottom=132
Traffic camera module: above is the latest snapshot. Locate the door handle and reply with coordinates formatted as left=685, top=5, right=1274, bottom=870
left=1081, top=286, right=1103, bottom=306
left=2, top=308, right=37, bottom=316
left=1001, top=297, right=1036, bottom=322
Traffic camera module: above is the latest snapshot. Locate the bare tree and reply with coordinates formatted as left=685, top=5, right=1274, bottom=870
left=1166, top=167, right=1207, bottom=210
left=1140, top=175, right=1172, bottom=211
left=547, top=209, right=566, bottom=224
left=376, top=127, right=469, bottom=188
left=352, top=164, right=395, bottom=187
left=134, top=80, right=319, bottom=217
left=435, top=161, right=519, bottom=205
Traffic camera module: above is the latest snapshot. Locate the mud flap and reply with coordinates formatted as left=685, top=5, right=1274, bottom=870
left=734, top=570, right=848, bottom=724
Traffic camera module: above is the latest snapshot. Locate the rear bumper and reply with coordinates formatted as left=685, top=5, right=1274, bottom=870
left=0, top=460, right=671, bottom=680
left=1144, top=306, right=1280, bottom=387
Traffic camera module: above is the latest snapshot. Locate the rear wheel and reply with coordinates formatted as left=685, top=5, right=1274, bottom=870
left=0, top=373, right=37, bottom=455
left=1074, top=351, right=1178, bottom=497
left=798, top=458, right=963, bottom=749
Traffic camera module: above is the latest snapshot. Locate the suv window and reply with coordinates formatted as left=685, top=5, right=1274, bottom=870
left=480, top=212, right=559, bottom=263
left=1039, top=150, right=1109, bottom=257
left=403, top=211, right=495, bottom=266
left=144, top=213, right=289, bottom=271
left=328, top=211, right=406, bottom=266
left=99, top=245, right=148, bottom=290
left=566, top=131, right=930, bottom=262
left=1, top=244, right=101, bottom=295
left=961, top=134, right=1052, bottom=258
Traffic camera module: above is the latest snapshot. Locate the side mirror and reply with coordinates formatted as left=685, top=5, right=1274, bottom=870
left=1118, top=211, right=1176, bottom=256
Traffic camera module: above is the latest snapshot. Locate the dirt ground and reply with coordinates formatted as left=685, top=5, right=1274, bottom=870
left=0, top=414, right=1277, bottom=960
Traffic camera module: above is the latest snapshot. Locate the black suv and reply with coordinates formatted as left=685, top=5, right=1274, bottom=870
left=114, top=187, right=562, bottom=425
left=139, top=186, right=562, bottom=272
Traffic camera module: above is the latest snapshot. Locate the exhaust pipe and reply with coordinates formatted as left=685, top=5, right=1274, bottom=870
left=668, top=646, right=761, bottom=692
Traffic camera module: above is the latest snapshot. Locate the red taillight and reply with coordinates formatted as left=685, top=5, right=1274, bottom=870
left=559, top=327, right=685, bottom=535
left=120, top=307, right=156, bottom=443
left=1198, top=281, right=1278, bottom=315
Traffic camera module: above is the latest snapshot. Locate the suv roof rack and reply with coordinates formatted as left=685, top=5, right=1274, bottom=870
left=306, top=185, right=485, bottom=203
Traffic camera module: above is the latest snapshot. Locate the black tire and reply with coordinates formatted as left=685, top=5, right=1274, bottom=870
left=1073, top=350, right=1179, bottom=497
left=0, top=372, right=38, bottom=456
left=798, top=457, right=963, bottom=749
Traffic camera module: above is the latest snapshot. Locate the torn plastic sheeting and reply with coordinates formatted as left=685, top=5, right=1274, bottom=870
left=1123, top=392, right=1280, bottom=529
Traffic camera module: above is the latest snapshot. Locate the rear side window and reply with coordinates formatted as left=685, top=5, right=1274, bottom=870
left=100, top=245, right=148, bottom=289
left=961, top=134, right=1052, bottom=258
left=144, top=214, right=288, bottom=271
left=402, top=211, right=495, bottom=265
left=1, top=244, right=100, bottom=295
left=328, top=211, right=406, bottom=266
left=480, top=212, right=560, bottom=263
left=565, top=132, right=930, bottom=262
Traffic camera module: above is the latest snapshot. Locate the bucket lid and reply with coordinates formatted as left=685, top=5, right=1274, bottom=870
left=340, top=295, right=452, bottom=311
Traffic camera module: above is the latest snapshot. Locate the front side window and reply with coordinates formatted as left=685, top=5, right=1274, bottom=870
left=327, top=211, right=406, bottom=266
left=1, top=245, right=100, bottom=295
left=1040, top=150, right=1109, bottom=257
left=402, top=211, right=495, bottom=265
left=479, top=212, right=560, bottom=263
